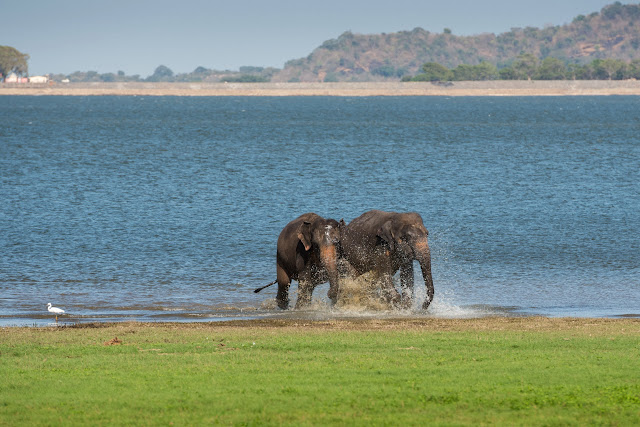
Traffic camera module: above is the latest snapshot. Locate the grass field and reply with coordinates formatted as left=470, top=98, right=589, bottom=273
left=1, top=317, right=639, bottom=425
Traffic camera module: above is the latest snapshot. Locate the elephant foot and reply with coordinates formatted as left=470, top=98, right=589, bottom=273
left=276, top=298, right=289, bottom=310
left=391, top=298, right=412, bottom=310
left=399, top=298, right=412, bottom=310
left=382, top=288, right=402, bottom=309
left=295, top=282, right=315, bottom=309
left=327, top=288, right=338, bottom=306
left=294, top=293, right=312, bottom=310
left=294, top=299, right=310, bottom=310
left=399, top=289, right=413, bottom=310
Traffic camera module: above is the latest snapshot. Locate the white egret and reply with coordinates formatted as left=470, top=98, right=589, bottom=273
left=47, top=303, right=65, bottom=322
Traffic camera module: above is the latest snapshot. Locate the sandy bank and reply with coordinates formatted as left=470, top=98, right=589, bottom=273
left=60, top=317, right=640, bottom=333
left=2, top=80, right=640, bottom=96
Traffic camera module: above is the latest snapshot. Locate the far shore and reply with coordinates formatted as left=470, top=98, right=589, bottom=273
left=2, top=80, right=640, bottom=96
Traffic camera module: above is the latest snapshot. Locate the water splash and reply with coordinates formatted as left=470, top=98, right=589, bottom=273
left=335, top=272, right=391, bottom=312
left=274, top=271, right=498, bottom=319
left=426, top=289, right=494, bottom=318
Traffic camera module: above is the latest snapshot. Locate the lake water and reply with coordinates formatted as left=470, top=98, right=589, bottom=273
left=1, top=95, right=638, bottom=326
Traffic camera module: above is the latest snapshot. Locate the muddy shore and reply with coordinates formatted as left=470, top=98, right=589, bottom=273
left=2, top=80, right=640, bottom=96
left=59, top=316, right=640, bottom=333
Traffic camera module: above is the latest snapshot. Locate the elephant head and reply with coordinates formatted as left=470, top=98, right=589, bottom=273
left=296, top=217, right=341, bottom=253
left=295, top=217, right=342, bottom=303
left=377, top=213, right=434, bottom=309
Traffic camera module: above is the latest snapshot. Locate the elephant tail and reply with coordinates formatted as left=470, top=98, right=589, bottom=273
left=254, top=280, right=277, bottom=293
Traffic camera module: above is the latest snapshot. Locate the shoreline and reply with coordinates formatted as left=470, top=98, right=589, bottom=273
left=4, top=316, right=639, bottom=331
left=2, top=80, right=640, bottom=96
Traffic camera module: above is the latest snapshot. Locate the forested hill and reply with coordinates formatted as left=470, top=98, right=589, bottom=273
left=273, top=2, right=640, bottom=82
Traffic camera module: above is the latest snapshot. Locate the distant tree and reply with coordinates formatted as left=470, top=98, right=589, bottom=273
left=396, top=67, right=409, bottom=78
left=371, top=65, right=400, bottom=78
left=535, top=57, right=566, bottom=80
left=473, top=61, right=498, bottom=80
left=498, top=66, right=519, bottom=80
left=573, top=14, right=586, bottom=23
left=569, top=63, right=594, bottom=80
left=147, top=65, right=174, bottom=82
left=590, top=59, right=627, bottom=80
left=451, top=64, right=476, bottom=80
left=598, top=58, right=628, bottom=80
left=565, top=63, right=585, bottom=80
left=452, top=62, right=497, bottom=80
left=0, top=45, right=29, bottom=77
left=589, top=60, right=607, bottom=79
left=601, top=1, right=624, bottom=20
left=512, top=53, right=539, bottom=80
left=239, top=66, right=264, bottom=74
left=415, top=62, right=452, bottom=81
left=443, top=28, right=452, bottom=35
left=66, top=71, right=100, bottom=82
left=323, top=72, right=339, bottom=82
left=100, top=73, right=117, bottom=82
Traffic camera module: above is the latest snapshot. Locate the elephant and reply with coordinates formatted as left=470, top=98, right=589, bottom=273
left=340, top=210, right=434, bottom=309
left=274, top=213, right=343, bottom=309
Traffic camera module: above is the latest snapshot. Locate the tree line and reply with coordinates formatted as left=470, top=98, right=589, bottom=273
left=0, top=44, right=278, bottom=83
left=403, top=54, right=640, bottom=82
left=48, top=65, right=279, bottom=83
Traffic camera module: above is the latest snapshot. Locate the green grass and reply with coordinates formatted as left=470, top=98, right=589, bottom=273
left=1, top=318, right=639, bottom=425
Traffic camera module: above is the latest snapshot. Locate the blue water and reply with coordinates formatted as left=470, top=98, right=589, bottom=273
left=1, top=96, right=638, bottom=325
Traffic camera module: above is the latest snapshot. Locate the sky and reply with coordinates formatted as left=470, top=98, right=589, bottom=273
left=1, top=0, right=623, bottom=77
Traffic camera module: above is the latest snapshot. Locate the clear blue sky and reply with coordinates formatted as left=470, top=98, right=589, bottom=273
left=1, top=0, right=622, bottom=77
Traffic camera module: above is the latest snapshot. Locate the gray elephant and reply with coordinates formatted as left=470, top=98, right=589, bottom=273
left=340, top=210, right=434, bottom=309
left=270, top=213, right=342, bottom=309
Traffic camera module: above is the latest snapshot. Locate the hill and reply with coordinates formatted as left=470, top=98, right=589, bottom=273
left=273, top=2, right=640, bottom=82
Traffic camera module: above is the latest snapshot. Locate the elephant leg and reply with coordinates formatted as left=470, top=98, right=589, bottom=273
left=276, top=264, right=290, bottom=310
left=327, top=285, right=338, bottom=306
left=379, top=273, right=401, bottom=308
left=327, top=274, right=339, bottom=306
left=399, top=263, right=414, bottom=309
left=295, top=280, right=314, bottom=309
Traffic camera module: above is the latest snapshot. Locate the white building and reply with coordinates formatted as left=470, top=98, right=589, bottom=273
left=29, top=75, right=49, bottom=84
left=4, top=73, right=28, bottom=83
left=4, top=73, right=19, bottom=83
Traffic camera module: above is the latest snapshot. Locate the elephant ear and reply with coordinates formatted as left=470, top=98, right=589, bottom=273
left=297, top=221, right=313, bottom=251
left=377, top=220, right=396, bottom=251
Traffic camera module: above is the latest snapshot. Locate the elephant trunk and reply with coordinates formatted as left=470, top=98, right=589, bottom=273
left=414, top=238, right=434, bottom=309
left=320, top=245, right=340, bottom=304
